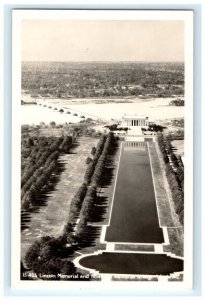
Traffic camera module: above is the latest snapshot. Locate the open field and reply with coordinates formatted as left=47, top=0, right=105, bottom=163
left=21, top=136, right=98, bottom=260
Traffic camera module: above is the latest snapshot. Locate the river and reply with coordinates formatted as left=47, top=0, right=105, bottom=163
left=21, top=98, right=184, bottom=125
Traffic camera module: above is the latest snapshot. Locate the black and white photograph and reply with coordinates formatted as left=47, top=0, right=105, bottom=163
left=11, top=9, right=194, bottom=290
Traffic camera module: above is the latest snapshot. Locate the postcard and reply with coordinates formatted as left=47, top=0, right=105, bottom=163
left=11, top=9, right=193, bottom=292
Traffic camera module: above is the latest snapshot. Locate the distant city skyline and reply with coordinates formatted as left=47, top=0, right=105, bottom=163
left=22, top=20, right=184, bottom=62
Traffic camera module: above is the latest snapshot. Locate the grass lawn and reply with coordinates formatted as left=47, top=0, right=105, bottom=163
left=163, top=227, right=184, bottom=257
left=148, top=142, right=175, bottom=227
left=115, top=244, right=155, bottom=252
left=21, top=136, right=98, bottom=261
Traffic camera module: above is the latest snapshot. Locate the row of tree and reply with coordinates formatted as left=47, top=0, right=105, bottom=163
left=165, top=165, right=184, bottom=224
left=24, top=236, right=76, bottom=278
left=169, top=99, right=184, bottom=106
left=67, top=132, right=114, bottom=239
left=157, top=133, right=184, bottom=225
left=158, top=134, right=184, bottom=188
left=21, top=134, right=73, bottom=210
left=22, top=136, right=63, bottom=182
left=84, top=135, right=106, bottom=184
left=104, top=124, right=129, bottom=132
left=74, top=132, right=115, bottom=240
left=142, top=124, right=166, bottom=133
left=24, top=132, right=116, bottom=278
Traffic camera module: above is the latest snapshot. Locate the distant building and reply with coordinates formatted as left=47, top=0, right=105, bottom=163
left=120, top=114, right=149, bottom=136
left=121, top=114, right=149, bottom=128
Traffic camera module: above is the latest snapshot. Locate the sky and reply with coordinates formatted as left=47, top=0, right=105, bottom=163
left=22, top=20, right=184, bottom=62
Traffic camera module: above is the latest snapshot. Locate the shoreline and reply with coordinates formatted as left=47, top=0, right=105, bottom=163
left=21, top=95, right=185, bottom=127
left=22, top=95, right=184, bottom=105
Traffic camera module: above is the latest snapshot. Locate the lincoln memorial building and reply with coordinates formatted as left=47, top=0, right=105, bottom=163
left=121, top=114, right=149, bottom=128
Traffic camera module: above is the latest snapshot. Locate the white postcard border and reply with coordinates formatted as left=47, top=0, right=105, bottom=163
left=11, top=9, right=193, bottom=293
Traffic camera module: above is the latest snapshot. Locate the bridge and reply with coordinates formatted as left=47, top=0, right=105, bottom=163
left=36, top=99, right=108, bottom=122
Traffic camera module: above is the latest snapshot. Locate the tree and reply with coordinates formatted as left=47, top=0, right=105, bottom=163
left=50, top=121, right=56, bottom=128
left=75, top=217, right=87, bottom=239
left=91, top=147, right=96, bottom=156
left=27, top=137, right=34, bottom=147
left=21, top=260, right=27, bottom=272
left=85, top=157, right=92, bottom=165
left=25, top=240, right=41, bottom=269
left=60, top=260, right=76, bottom=276
left=62, top=222, right=74, bottom=240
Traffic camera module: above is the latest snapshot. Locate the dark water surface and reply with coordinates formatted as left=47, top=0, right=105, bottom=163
left=105, top=141, right=164, bottom=243
left=80, top=252, right=183, bottom=275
